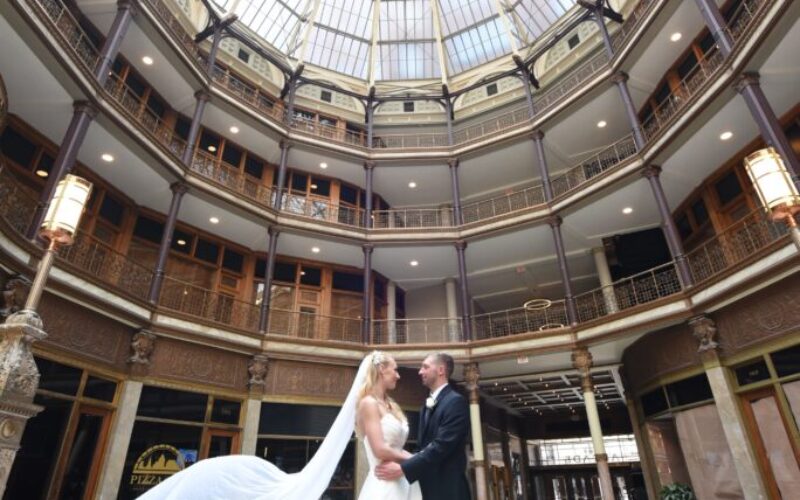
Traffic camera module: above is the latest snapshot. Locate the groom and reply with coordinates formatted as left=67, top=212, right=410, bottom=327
left=375, top=352, right=471, bottom=499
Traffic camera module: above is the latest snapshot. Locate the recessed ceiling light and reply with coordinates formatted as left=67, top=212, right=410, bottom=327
left=622, top=207, right=633, bottom=214
left=410, top=260, right=419, bottom=267
left=408, top=181, right=417, bottom=188
left=310, top=184, right=318, bottom=190
left=101, top=153, right=114, bottom=162
left=300, top=270, right=306, bottom=276
left=670, top=32, right=682, bottom=42
left=142, top=56, right=154, bottom=65
left=229, top=126, right=240, bottom=134
left=35, top=169, right=49, bottom=178
left=207, top=145, right=217, bottom=152
left=311, top=246, right=320, bottom=253
left=209, top=217, right=220, bottom=224
left=177, top=239, right=187, bottom=246
left=719, top=131, right=733, bottom=141
left=319, top=162, right=328, bottom=169
left=597, top=120, right=607, bottom=128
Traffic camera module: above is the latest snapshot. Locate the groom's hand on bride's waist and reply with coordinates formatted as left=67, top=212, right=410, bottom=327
left=375, top=461, right=404, bottom=481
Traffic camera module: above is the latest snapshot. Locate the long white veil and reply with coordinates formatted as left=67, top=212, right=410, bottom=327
left=138, top=354, right=373, bottom=500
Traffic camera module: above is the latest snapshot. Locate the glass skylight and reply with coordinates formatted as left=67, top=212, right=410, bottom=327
left=214, top=0, right=577, bottom=81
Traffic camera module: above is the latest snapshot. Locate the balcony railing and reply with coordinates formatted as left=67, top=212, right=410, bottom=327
left=278, top=192, right=365, bottom=227
left=451, top=106, right=531, bottom=146
left=472, top=301, right=569, bottom=340
left=372, top=318, right=464, bottom=344
left=727, top=0, right=767, bottom=43
left=574, top=262, right=682, bottom=323
left=57, top=232, right=153, bottom=302
left=291, top=118, right=367, bottom=148
left=190, top=149, right=276, bottom=207
left=551, top=134, right=638, bottom=197
left=140, top=0, right=205, bottom=67
left=267, top=309, right=362, bottom=343
left=687, top=207, right=790, bottom=284
left=159, top=275, right=261, bottom=331
left=211, top=66, right=286, bottom=123
left=35, top=0, right=100, bottom=72
left=372, top=207, right=454, bottom=229
left=461, top=186, right=545, bottom=225
left=371, top=132, right=450, bottom=150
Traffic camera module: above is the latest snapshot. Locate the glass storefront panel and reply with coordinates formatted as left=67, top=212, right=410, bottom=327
left=59, top=410, right=106, bottom=499
left=748, top=394, right=800, bottom=497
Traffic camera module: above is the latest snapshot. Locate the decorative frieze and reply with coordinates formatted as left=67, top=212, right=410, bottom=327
left=0, top=277, right=30, bottom=322
left=147, top=338, right=248, bottom=390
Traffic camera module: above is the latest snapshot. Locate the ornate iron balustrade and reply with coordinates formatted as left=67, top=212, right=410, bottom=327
left=687, top=207, right=790, bottom=283
left=472, top=301, right=568, bottom=340
left=371, top=132, right=450, bottom=149
left=460, top=186, right=546, bottom=225
left=266, top=308, right=362, bottom=343
left=34, top=0, right=100, bottom=72
left=574, top=262, right=682, bottom=323
left=277, top=191, right=365, bottom=227
left=372, top=207, right=453, bottom=229
left=550, top=134, right=638, bottom=197
left=211, top=66, right=286, bottom=123
left=140, top=0, right=204, bottom=66
left=290, top=117, right=367, bottom=147
left=104, top=73, right=188, bottom=159
left=159, top=275, right=261, bottom=331
left=371, top=318, right=464, bottom=344
left=450, top=106, right=531, bottom=146
left=190, top=149, right=276, bottom=207
left=727, top=0, right=768, bottom=43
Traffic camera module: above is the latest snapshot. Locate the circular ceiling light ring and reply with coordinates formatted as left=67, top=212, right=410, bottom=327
left=538, top=323, right=565, bottom=331
left=523, top=298, right=552, bottom=311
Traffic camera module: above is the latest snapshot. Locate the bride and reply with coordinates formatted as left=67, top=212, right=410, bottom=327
left=138, top=351, right=420, bottom=499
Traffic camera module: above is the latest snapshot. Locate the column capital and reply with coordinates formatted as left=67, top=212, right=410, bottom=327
left=611, top=71, right=629, bottom=84
left=546, top=215, right=562, bottom=228
left=529, top=130, right=544, bottom=141
left=733, top=71, right=761, bottom=93
left=267, top=225, right=280, bottom=237
left=73, top=100, right=98, bottom=119
left=247, top=354, right=270, bottom=389
left=194, top=90, right=211, bottom=102
left=170, top=182, right=189, bottom=195
left=279, top=139, right=293, bottom=151
left=464, top=362, right=480, bottom=392
left=641, top=164, right=662, bottom=179
left=454, top=240, right=467, bottom=250
left=363, top=160, right=376, bottom=170
left=117, top=0, right=138, bottom=14
left=362, top=243, right=374, bottom=253
left=127, top=329, right=156, bottom=365
left=689, top=315, right=719, bottom=356
left=447, top=157, right=460, bottom=169
left=571, top=346, right=593, bottom=384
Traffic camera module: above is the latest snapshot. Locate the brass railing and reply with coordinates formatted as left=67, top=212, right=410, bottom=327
left=140, top=0, right=205, bottom=67
left=211, top=66, right=286, bottom=123
left=291, top=118, right=367, bottom=147
left=57, top=232, right=154, bottom=301
left=267, top=309, right=362, bottom=343
left=371, top=132, right=450, bottom=149
left=451, top=106, right=531, bottom=146
left=159, top=275, right=261, bottom=331
left=727, top=0, right=767, bottom=43
left=278, top=191, right=365, bottom=227
left=461, top=186, right=546, bottom=225
left=372, top=207, right=454, bottom=229
left=687, top=208, right=790, bottom=283
left=472, top=301, right=569, bottom=340
left=372, top=318, right=464, bottom=344
left=574, top=262, right=681, bottom=323
left=550, top=134, right=638, bottom=197
left=34, top=0, right=100, bottom=72
left=189, top=149, right=275, bottom=207
left=104, top=73, right=188, bottom=159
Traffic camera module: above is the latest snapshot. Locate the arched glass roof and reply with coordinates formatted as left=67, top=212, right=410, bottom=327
left=214, top=0, right=578, bottom=81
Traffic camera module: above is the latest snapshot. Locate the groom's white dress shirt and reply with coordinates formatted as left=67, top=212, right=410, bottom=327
left=430, top=383, right=448, bottom=402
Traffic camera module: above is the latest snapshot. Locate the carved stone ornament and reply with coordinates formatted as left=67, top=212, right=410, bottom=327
left=464, top=362, right=480, bottom=392
left=128, top=330, right=156, bottom=365
left=0, top=277, right=31, bottom=321
left=689, top=315, right=719, bottom=353
left=248, top=354, right=269, bottom=388
left=0, top=310, right=47, bottom=400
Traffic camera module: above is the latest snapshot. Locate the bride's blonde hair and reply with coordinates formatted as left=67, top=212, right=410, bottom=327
left=356, top=351, right=406, bottom=435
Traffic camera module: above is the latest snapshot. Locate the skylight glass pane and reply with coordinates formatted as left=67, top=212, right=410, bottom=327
left=379, top=0, right=435, bottom=41
left=217, top=0, right=307, bottom=52
left=444, top=17, right=509, bottom=74
left=436, top=0, right=496, bottom=37
left=510, top=0, right=577, bottom=41
left=377, top=42, right=441, bottom=80
left=305, top=26, right=371, bottom=77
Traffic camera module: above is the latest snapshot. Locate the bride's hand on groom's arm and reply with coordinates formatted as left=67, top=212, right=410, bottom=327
left=374, top=461, right=404, bottom=481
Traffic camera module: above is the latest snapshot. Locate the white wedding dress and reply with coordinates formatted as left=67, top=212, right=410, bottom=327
left=137, top=356, right=418, bottom=500
left=359, top=413, right=422, bottom=500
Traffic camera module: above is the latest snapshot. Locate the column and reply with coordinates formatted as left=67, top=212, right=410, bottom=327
left=386, top=281, right=397, bottom=343
left=548, top=216, right=578, bottom=325
left=284, top=80, right=298, bottom=126
left=258, top=227, right=280, bottom=334
left=449, top=158, right=462, bottom=226
left=243, top=354, right=269, bottom=455
left=593, top=8, right=615, bottom=60
left=94, top=0, right=136, bottom=84
left=362, top=244, right=373, bottom=344
left=205, top=25, right=224, bottom=76
left=572, top=347, right=615, bottom=500
left=95, top=379, right=143, bottom=499
left=531, top=131, right=553, bottom=202
left=365, top=96, right=375, bottom=148
left=693, top=0, right=735, bottom=56
left=689, top=316, right=768, bottom=499
left=499, top=415, right=513, bottom=500
left=592, top=247, right=618, bottom=313
left=181, top=90, right=211, bottom=166
left=642, top=166, right=694, bottom=287
left=621, top=385, right=659, bottom=500
left=518, top=422, right=532, bottom=500
left=147, top=182, right=189, bottom=304
left=364, top=161, right=374, bottom=228
left=445, top=278, right=459, bottom=342
left=455, top=241, right=472, bottom=341
left=27, top=101, right=97, bottom=239
left=611, top=72, right=647, bottom=150
left=0, top=311, right=47, bottom=495
left=464, top=363, right=488, bottom=500
left=520, top=70, right=536, bottom=118
left=272, top=140, right=292, bottom=210
left=445, top=97, right=454, bottom=145
left=734, top=73, right=800, bottom=181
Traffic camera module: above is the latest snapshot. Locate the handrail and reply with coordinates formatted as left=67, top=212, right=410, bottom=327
left=189, top=148, right=276, bottom=207
left=472, top=300, right=568, bottom=340
left=211, top=65, right=286, bottom=123
left=550, top=134, right=638, bottom=197
left=372, top=207, right=453, bottom=229
left=267, top=308, right=362, bottom=343
left=34, top=0, right=100, bottom=72
left=726, top=0, right=766, bottom=43
left=371, top=317, right=464, bottom=344
left=159, top=274, right=260, bottom=331
left=277, top=190, right=366, bottom=227
left=139, top=0, right=205, bottom=67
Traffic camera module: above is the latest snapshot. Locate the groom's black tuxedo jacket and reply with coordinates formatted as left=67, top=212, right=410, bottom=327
left=401, top=384, right=471, bottom=500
